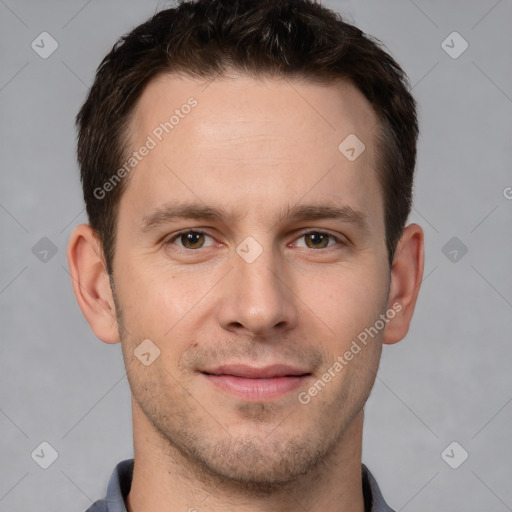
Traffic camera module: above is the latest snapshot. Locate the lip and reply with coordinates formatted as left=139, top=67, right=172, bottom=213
left=201, top=364, right=312, bottom=401
left=202, top=364, right=311, bottom=378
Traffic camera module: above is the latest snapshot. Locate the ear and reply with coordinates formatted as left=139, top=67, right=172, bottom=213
left=66, top=224, right=120, bottom=344
left=383, top=223, right=424, bottom=345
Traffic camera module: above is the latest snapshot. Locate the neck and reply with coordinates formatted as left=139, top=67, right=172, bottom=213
left=126, top=398, right=366, bottom=512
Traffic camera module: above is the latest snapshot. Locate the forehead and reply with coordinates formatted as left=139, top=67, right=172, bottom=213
left=121, top=72, right=383, bottom=230
left=131, top=72, right=378, bottom=152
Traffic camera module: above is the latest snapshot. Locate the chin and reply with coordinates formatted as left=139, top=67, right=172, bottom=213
left=188, top=429, right=331, bottom=491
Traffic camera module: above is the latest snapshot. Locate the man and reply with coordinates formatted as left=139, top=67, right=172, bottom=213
left=67, top=0, right=424, bottom=510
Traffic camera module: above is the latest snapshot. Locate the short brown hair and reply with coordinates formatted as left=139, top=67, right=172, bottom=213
left=76, top=0, right=418, bottom=273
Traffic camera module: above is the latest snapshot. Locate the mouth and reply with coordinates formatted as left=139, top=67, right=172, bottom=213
left=201, top=364, right=312, bottom=401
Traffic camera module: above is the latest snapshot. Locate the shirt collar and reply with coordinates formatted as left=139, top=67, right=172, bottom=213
left=91, top=459, right=395, bottom=512
left=362, top=463, right=396, bottom=512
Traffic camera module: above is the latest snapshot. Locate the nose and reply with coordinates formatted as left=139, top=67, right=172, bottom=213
left=216, top=242, right=299, bottom=337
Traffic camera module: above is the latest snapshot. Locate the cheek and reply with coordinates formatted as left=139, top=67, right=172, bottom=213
left=306, top=261, right=389, bottom=337
left=117, top=260, right=210, bottom=357
left=115, top=255, right=190, bottom=321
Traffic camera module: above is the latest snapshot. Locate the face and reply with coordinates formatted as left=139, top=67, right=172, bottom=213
left=111, top=73, right=391, bottom=487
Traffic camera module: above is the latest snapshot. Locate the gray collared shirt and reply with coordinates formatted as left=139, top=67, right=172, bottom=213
left=85, top=459, right=395, bottom=512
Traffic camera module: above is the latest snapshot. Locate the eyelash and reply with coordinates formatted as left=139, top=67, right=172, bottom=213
left=163, top=229, right=347, bottom=251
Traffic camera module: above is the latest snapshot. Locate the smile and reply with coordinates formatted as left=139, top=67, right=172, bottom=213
left=201, top=364, right=312, bottom=400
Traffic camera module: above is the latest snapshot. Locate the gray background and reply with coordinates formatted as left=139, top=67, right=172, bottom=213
left=1, top=0, right=511, bottom=510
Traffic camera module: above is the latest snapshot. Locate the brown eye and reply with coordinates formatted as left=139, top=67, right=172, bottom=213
left=166, top=230, right=214, bottom=250
left=180, top=232, right=205, bottom=249
left=296, top=231, right=340, bottom=249
left=304, top=232, right=330, bottom=249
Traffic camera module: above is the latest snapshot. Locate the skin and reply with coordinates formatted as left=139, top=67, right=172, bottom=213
left=68, top=73, right=424, bottom=512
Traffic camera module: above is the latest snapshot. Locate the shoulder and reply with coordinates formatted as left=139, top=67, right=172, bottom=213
left=84, top=501, right=109, bottom=512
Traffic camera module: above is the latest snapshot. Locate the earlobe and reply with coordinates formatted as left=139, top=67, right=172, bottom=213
left=383, top=223, right=424, bottom=345
left=66, top=224, right=120, bottom=344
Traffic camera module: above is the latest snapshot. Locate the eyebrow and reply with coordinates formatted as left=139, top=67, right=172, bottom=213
left=138, top=201, right=370, bottom=234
